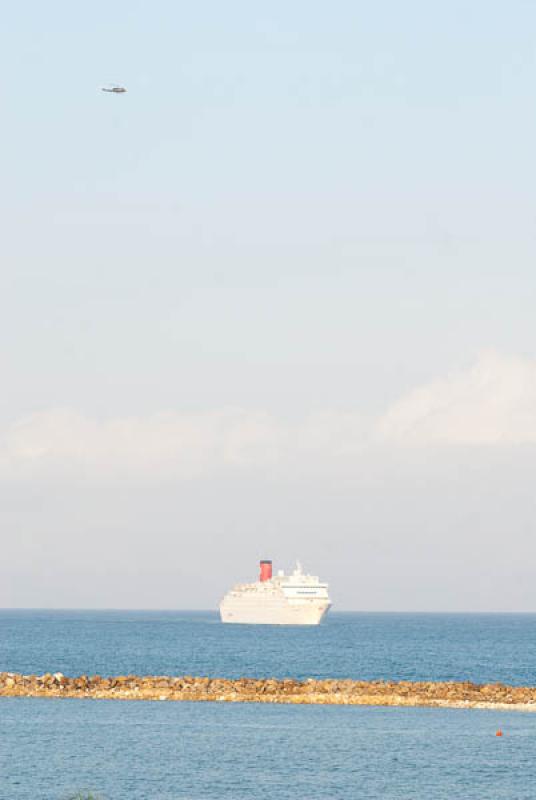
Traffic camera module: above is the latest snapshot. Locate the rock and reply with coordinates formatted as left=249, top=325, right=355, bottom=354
left=2, top=672, right=536, bottom=709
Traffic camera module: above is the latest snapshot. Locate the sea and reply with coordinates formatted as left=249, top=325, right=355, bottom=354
left=2, top=610, right=536, bottom=799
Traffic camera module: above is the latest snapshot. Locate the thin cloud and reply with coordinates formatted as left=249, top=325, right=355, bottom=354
left=2, top=352, right=536, bottom=481
left=377, top=351, right=536, bottom=445
left=0, top=407, right=368, bottom=481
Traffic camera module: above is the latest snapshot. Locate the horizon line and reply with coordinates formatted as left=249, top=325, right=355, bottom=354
left=3, top=607, right=536, bottom=615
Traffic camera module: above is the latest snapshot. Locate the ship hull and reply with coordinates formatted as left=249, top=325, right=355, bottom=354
left=220, top=597, right=331, bottom=625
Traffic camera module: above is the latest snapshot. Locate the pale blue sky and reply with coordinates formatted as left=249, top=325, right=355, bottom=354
left=2, top=2, right=536, bottom=609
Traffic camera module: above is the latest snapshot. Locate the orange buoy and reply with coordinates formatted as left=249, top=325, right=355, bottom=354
left=496, top=730, right=503, bottom=737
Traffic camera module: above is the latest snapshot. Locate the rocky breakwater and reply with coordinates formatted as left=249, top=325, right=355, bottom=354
left=2, top=672, right=536, bottom=710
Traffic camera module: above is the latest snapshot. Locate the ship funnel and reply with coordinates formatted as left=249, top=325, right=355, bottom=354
left=259, top=560, right=272, bottom=582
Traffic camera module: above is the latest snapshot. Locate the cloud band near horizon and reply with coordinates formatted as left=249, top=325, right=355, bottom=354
left=3, top=351, right=536, bottom=480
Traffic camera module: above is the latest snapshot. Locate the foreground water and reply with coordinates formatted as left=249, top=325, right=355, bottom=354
left=2, top=698, right=536, bottom=800
left=3, top=611, right=536, bottom=799
left=2, top=610, right=536, bottom=684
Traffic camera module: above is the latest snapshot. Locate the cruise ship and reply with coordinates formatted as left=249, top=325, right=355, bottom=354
left=219, top=560, right=331, bottom=625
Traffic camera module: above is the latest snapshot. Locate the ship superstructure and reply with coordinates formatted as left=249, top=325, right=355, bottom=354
left=219, top=560, right=331, bottom=625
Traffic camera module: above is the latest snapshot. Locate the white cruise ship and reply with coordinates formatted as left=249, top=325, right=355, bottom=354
left=219, top=560, right=331, bottom=625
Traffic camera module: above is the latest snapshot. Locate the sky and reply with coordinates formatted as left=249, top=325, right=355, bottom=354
left=1, top=0, right=536, bottom=610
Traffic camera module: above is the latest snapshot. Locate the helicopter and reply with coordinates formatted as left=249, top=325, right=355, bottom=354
left=101, top=85, right=127, bottom=93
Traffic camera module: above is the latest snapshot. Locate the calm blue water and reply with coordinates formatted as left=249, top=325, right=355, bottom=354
left=3, top=611, right=536, bottom=799
left=2, top=698, right=536, bottom=800
left=2, top=610, right=536, bottom=684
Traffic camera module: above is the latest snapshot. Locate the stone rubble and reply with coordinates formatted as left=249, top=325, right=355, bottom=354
left=1, top=672, right=536, bottom=710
